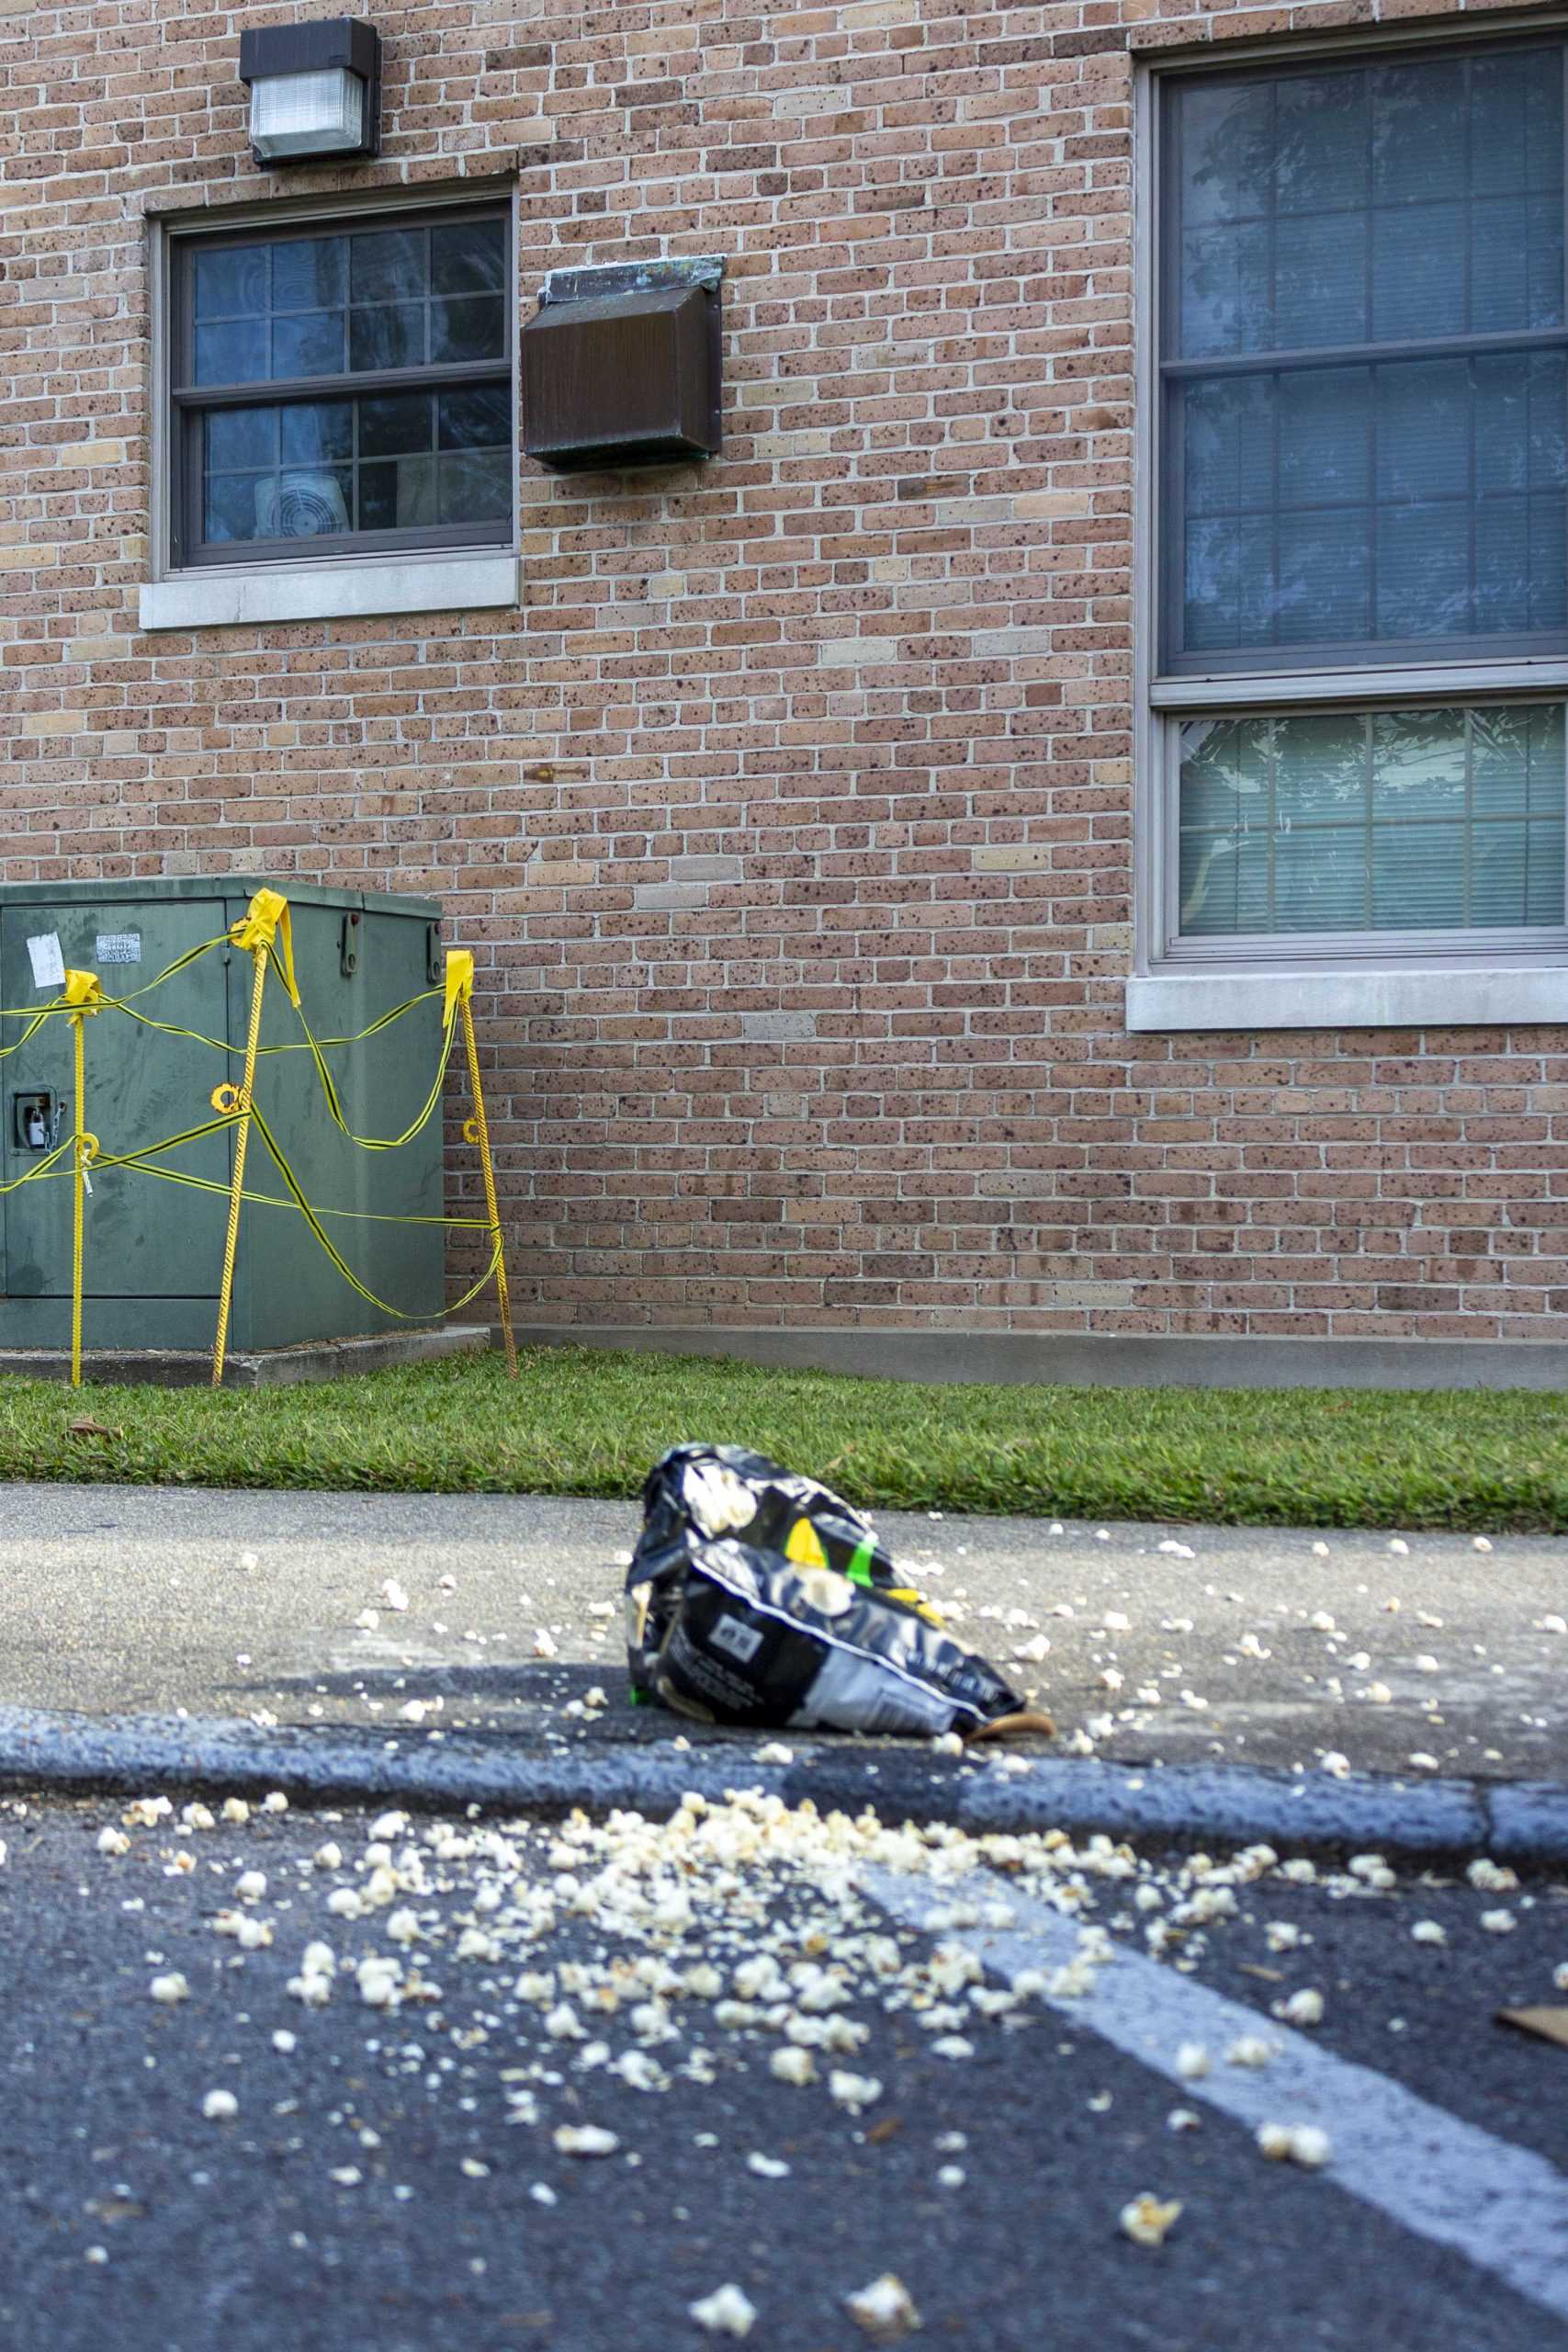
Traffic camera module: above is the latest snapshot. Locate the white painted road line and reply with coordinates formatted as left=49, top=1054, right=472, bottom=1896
left=862, top=1865, right=1568, bottom=2326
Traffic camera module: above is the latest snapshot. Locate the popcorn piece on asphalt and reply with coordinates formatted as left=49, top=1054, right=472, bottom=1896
left=221, top=1799, right=250, bottom=1826
left=1119, top=2195, right=1182, bottom=2249
left=553, top=2125, right=618, bottom=2157
left=1411, top=1920, right=1447, bottom=1947
left=314, top=1843, right=343, bottom=1871
left=1473, top=1537, right=1493, bottom=1554
left=770, top=2047, right=816, bottom=2087
left=1468, top=1859, right=1518, bottom=1894
left=355, top=1611, right=379, bottom=1632
left=201, top=2089, right=238, bottom=2120
left=1552, top=1965, right=1568, bottom=1994
left=689, top=2285, right=758, bottom=2340
left=829, top=2070, right=882, bottom=2113
left=530, top=2183, right=557, bottom=2206
left=1167, top=2109, right=1201, bottom=2132
left=1320, top=1753, right=1350, bottom=1780
left=460, top=2158, right=490, bottom=2179
left=262, top=1792, right=288, bottom=1814
left=1278, top=1990, right=1324, bottom=2027
left=123, top=1797, right=172, bottom=1828
left=1156, top=1541, right=1194, bottom=1560
left=937, top=2165, right=965, bottom=2188
left=845, top=2274, right=922, bottom=2335
left=1541, top=1615, right=1568, bottom=1636
left=1225, top=2035, right=1273, bottom=2069
left=931, top=1733, right=964, bottom=1758
left=272, top=2030, right=297, bottom=2053
left=747, top=2154, right=791, bottom=2179
left=234, top=1871, right=265, bottom=1903
left=1479, top=1909, right=1517, bottom=1935
left=96, top=1828, right=130, bottom=1856
left=1388, top=1538, right=1410, bottom=1556
left=150, top=1973, right=189, bottom=2005
left=756, top=1744, right=795, bottom=1766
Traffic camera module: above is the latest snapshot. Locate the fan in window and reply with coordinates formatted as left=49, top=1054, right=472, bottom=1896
left=254, top=470, right=350, bottom=539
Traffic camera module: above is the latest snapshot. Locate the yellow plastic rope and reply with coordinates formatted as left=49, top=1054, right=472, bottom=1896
left=211, top=922, right=271, bottom=1387
left=64, top=971, right=104, bottom=1388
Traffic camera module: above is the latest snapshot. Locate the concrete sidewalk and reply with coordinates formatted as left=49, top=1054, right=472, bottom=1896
left=6, top=1482, right=1564, bottom=1787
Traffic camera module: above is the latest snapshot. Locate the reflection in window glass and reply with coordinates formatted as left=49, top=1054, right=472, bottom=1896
left=1178, top=705, right=1566, bottom=935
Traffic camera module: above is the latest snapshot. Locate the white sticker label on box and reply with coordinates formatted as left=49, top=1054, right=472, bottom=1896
left=26, top=933, right=64, bottom=990
left=95, top=932, right=141, bottom=965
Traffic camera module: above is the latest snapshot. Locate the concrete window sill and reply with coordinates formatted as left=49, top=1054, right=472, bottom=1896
left=1125, top=966, right=1568, bottom=1033
left=139, top=552, right=521, bottom=632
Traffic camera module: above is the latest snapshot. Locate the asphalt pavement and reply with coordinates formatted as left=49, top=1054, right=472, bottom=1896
left=2, top=1788, right=1565, bottom=2352
left=4, top=1483, right=1565, bottom=1786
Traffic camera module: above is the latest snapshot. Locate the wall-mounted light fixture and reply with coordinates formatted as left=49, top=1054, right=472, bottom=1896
left=239, top=19, right=382, bottom=164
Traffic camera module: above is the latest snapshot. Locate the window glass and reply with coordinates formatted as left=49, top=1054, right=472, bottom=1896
left=1177, top=705, right=1566, bottom=935
left=1167, top=48, right=1568, bottom=668
left=177, top=210, right=511, bottom=560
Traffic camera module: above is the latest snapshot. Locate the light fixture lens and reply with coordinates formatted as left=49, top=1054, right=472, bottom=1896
left=250, top=67, right=365, bottom=160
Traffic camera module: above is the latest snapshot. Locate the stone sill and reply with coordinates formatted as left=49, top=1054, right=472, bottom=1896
left=1126, top=966, right=1568, bottom=1034
left=139, top=553, right=520, bottom=632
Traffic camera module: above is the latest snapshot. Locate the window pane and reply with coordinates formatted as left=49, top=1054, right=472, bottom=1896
left=431, top=295, right=504, bottom=364
left=431, top=220, right=504, bottom=294
left=1166, top=46, right=1568, bottom=669
left=438, top=449, right=511, bottom=524
left=196, top=386, right=510, bottom=548
left=280, top=401, right=355, bottom=466
left=349, top=303, right=425, bottom=372
left=194, top=318, right=267, bottom=387
left=351, top=228, right=426, bottom=303
left=272, top=237, right=345, bottom=312
left=194, top=245, right=266, bottom=319
left=438, top=385, right=510, bottom=449
left=1178, top=350, right=1568, bottom=656
left=206, top=406, right=275, bottom=473
left=1178, top=705, right=1567, bottom=936
left=359, top=458, right=436, bottom=530
left=272, top=310, right=344, bottom=379
left=360, top=393, right=432, bottom=457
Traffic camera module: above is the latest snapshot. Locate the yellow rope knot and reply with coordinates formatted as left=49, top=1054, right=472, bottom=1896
left=229, top=888, right=299, bottom=1006
left=76, top=1133, right=98, bottom=1167
left=62, top=969, right=104, bottom=1012
left=462, top=1116, right=480, bottom=1145
left=210, top=1082, right=246, bottom=1114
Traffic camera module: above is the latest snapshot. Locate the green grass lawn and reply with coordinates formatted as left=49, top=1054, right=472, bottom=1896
left=0, top=1345, right=1562, bottom=1529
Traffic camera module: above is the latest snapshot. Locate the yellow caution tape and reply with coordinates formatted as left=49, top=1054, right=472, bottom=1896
left=230, top=888, right=299, bottom=1004
left=444, top=949, right=474, bottom=1025
left=62, top=969, right=105, bottom=1012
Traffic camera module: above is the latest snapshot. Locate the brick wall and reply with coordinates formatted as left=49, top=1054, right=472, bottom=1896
left=1, top=0, right=1565, bottom=1345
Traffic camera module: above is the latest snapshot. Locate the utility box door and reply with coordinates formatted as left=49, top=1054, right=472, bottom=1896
left=0, top=901, right=232, bottom=1300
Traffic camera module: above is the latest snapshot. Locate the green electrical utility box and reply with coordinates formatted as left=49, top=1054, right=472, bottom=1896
left=0, top=877, right=446, bottom=1354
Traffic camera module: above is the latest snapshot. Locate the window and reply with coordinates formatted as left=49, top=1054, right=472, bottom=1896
left=1146, top=40, right=1568, bottom=991
left=168, top=203, right=513, bottom=569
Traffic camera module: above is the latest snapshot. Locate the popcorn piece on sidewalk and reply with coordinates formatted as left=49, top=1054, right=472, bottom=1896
left=689, top=2285, right=758, bottom=2339
left=553, top=2124, right=618, bottom=2157
left=845, top=2274, right=922, bottom=2334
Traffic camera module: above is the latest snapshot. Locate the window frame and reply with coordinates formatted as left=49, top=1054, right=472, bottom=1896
left=164, top=195, right=514, bottom=573
left=1135, top=25, right=1568, bottom=985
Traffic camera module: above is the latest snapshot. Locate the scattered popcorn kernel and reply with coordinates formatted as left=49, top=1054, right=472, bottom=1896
left=845, top=2274, right=922, bottom=2334
left=1280, top=1990, right=1324, bottom=2027
left=150, top=1973, right=189, bottom=2005
left=96, top=1828, right=130, bottom=1857
left=1119, top=2195, right=1181, bottom=2249
left=553, top=2125, right=618, bottom=2157
left=1175, top=2042, right=1210, bottom=2080
left=689, top=2284, right=758, bottom=2339
left=220, top=1800, right=250, bottom=1826
left=1411, top=1920, right=1447, bottom=1947
left=1225, top=2035, right=1273, bottom=2069
left=770, top=2048, right=816, bottom=2087
left=1480, top=1909, right=1517, bottom=1935
left=201, top=2089, right=238, bottom=2120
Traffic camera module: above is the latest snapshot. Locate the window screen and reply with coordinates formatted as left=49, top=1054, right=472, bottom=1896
left=1178, top=702, right=1567, bottom=935
left=1163, top=49, right=1568, bottom=672
left=171, top=208, right=513, bottom=567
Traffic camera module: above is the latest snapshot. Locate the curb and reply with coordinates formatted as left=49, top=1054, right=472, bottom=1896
left=0, top=1702, right=1565, bottom=1863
